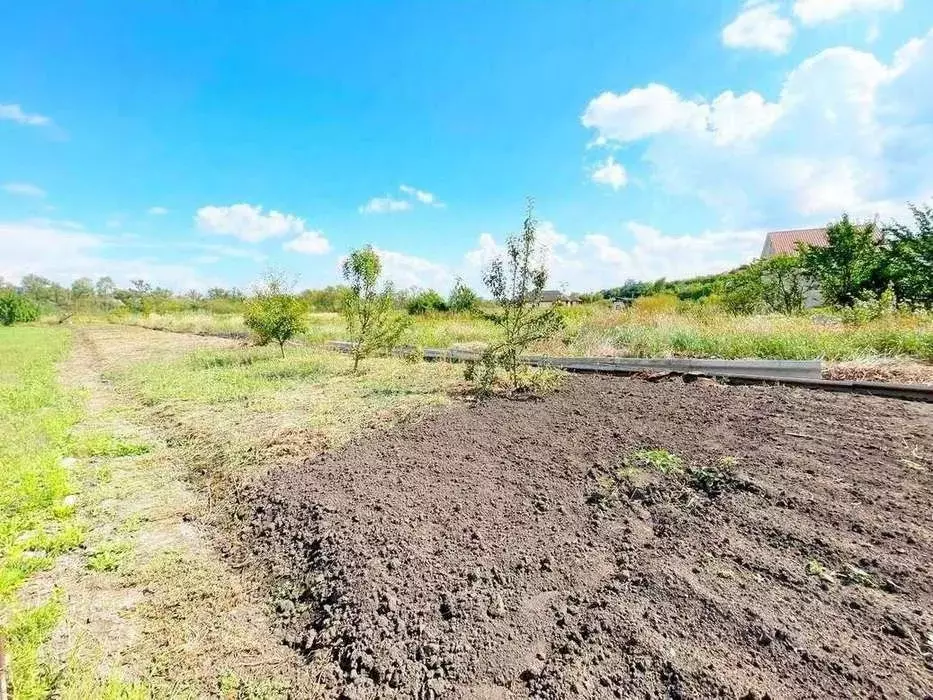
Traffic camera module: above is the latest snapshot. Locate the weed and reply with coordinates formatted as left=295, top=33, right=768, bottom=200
left=629, top=449, right=685, bottom=476
left=86, top=541, right=132, bottom=573
left=806, top=559, right=836, bottom=583
left=839, top=564, right=879, bottom=588
left=69, top=432, right=151, bottom=458
left=688, top=458, right=745, bottom=497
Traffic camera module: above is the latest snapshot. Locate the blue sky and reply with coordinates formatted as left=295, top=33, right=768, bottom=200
left=2, top=0, right=932, bottom=292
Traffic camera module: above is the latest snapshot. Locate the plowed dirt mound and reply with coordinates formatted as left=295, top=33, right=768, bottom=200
left=234, top=375, right=933, bottom=699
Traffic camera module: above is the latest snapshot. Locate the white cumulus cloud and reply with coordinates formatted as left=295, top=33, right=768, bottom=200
left=283, top=230, right=331, bottom=255
left=0, top=218, right=219, bottom=291
left=2, top=182, right=46, bottom=198
left=372, top=248, right=451, bottom=289
left=793, top=0, right=903, bottom=25
left=195, top=203, right=326, bottom=246
left=590, top=156, right=628, bottom=190
left=461, top=221, right=766, bottom=292
left=723, top=2, right=795, bottom=54
left=582, top=27, right=933, bottom=229
left=0, top=103, right=52, bottom=127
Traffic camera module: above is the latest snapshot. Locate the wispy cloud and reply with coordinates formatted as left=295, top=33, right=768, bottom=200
left=147, top=206, right=169, bottom=215
left=0, top=103, right=53, bottom=127
left=2, top=182, right=47, bottom=198
left=360, top=185, right=444, bottom=214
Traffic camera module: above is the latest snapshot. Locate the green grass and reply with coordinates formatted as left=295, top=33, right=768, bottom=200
left=69, top=432, right=151, bottom=458
left=111, top=303, right=933, bottom=364
left=0, top=327, right=83, bottom=598
left=0, top=326, right=88, bottom=698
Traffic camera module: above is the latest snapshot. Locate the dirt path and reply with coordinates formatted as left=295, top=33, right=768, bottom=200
left=28, top=326, right=320, bottom=696
left=241, top=374, right=933, bottom=699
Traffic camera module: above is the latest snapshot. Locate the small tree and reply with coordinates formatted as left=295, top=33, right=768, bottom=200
left=758, top=254, right=810, bottom=314
left=0, top=290, right=40, bottom=326
left=448, top=278, right=479, bottom=313
left=342, top=246, right=410, bottom=371
left=718, top=266, right=763, bottom=314
left=476, top=201, right=564, bottom=390
left=800, top=214, right=886, bottom=307
left=885, top=203, right=933, bottom=308
left=243, top=272, right=308, bottom=357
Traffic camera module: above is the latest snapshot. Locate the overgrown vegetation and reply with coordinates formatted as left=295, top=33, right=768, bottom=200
left=0, top=289, right=40, bottom=326
left=342, top=246, right=410, bottom=371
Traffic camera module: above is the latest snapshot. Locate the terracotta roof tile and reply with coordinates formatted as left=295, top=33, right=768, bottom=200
left=764, top=228, right=828, bottom=255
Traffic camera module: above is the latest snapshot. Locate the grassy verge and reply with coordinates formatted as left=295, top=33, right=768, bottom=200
left=0, top=327, right=83, bottom=698
left=109, top=305, right=933, bottom=364
left=113, top=343, right=463, bottom=482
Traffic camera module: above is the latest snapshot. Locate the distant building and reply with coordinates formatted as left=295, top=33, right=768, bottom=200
left=760, top=227, right=828, bottom=307
left=761, top=228, right=828, bottom=258
left=538, top=290, right=581, bottom=306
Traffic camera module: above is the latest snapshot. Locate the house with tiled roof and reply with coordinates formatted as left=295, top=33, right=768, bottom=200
left=761, top=228, right=828, bottom=258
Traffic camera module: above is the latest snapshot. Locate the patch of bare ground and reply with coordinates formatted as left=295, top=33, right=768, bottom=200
left=238, top=374, right=933, bottom=699
left=26, top=325, right=322, bottom=696
left=826, top=358, right=933, bottom=385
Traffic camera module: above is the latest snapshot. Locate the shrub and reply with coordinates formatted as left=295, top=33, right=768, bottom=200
left=406, top=289, right=448, bottom=315
left=243, top=272, right=308, bottom=357
left=448, top=278, right=480, bottom=313
left=632, top=294, right=680, bottom=316
left=343, top=246, right=410, bottom=371
left=0, top=290, right=40, bottom=326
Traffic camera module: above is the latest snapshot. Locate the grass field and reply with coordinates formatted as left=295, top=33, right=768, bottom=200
left=0, top=327, right=84, bottom=698
left=112, top=302, right=933, bottom=364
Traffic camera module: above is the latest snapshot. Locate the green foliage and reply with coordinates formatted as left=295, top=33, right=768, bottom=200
left=719, top=266, right=763, bottom=314
left=839, top=285, right=898, bottom=324
left=630, top=449, right=685, bottom=475
left=406, top=289, right=448, bottom=314
left=0, top=289, right=40, bottom=325
left=757, top=254, right=810, bottom=314
left=300, top=285, right=350, bottom=312
left=800, top=214, right=887, bottom=307
left=448, top=278, right=480, bottom=313
left=885, top=203, right=933, bottom=308
left=243, top=273, right=308, bottom=357
left=476, top=201, right=564, bottom=391
left=342, top=246, right=410, bottom=371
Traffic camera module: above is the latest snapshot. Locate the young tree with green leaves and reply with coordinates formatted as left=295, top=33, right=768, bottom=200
left=448, top=278, right=479, bottom=312
left=885, top=203, right=933, bottom=308
left=799, top=214, right=886, bottom=307
left=758, top=254, right=810, bottom=314
left=243, top=272, right=308, bottom=357
left=342, top=246, right=410, bottom=371
left=476, top=201, right=564, bottom=389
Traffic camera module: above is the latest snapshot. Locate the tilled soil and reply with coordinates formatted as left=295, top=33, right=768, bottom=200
left=234, top=375, right=933, bottom=699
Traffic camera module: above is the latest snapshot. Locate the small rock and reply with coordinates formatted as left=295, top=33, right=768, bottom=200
left=487, top=593, right=505, bottom=618
left=62, top=494, right=78, bottom=508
